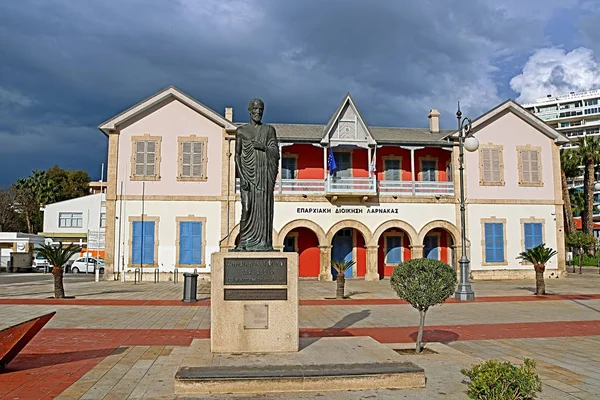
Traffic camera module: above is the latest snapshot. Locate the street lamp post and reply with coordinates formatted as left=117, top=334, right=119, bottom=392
left=455, top=103, right=478, bottom=301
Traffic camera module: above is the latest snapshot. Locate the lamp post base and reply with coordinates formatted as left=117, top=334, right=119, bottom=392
left=455, top=284, right=475, bottom=301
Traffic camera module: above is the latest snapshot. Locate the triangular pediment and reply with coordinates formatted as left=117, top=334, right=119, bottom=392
left=320, top=92, right=376, bottom=147
left=98, top=86, right=237, bottom=135
left=441, top=100, right=570, bottom=145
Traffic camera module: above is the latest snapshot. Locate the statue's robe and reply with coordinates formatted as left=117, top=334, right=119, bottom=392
left=234, top=122, right=279, bottom=251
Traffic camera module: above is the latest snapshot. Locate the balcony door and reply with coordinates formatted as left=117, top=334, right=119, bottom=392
left=421, top=160, right=437, bottom=182
left=332, top=151, right=352, bottom=190
left=332, top=228, right=353, bottom=278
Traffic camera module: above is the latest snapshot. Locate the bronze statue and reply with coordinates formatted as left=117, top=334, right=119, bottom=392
left=233, top=98, right=279, bottom=252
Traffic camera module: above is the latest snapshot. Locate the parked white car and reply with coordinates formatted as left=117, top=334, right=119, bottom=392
left=32, top=253, right=51, bottom=271
left=71, top=257, right=105, bottom=274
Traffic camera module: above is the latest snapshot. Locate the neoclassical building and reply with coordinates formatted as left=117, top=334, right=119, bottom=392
left=98, top=86, right=568, bottom=281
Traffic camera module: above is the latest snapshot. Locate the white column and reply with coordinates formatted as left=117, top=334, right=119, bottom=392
left=410, top=148, right=416, bottom=196
left=323, top=146, right=328, bottom=191
left=367, top=147, right=373, bottom=190
left=278, top=143, right=284, bottom=194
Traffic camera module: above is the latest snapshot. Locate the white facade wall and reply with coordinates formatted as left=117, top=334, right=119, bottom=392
left=468, top=204, right=559, bottom=274
left=241, top=202, right=457, bottom=240
left=114, top=200, right=221, bottom=273
left=42, top=193, right=106, bottom=238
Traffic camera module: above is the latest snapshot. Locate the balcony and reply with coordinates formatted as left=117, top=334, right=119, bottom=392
left=326, top=177, right=376, bottom=195
left=378, top=180, right=454, bottom=196
left=234, top=178, right=454, bottom=197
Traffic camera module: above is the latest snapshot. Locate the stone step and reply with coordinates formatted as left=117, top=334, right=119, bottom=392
left=175, top=361, right=425, bottom=394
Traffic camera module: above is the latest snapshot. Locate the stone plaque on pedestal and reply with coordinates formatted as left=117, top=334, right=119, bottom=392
left=211, top=252, right=299, bottom=353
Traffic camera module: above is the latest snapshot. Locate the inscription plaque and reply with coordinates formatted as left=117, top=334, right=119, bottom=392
left=224, top=258, right=287, bottom=285
left=224, top=288, right=288, bottom=301
left=244, top=304, right=269, bottom=329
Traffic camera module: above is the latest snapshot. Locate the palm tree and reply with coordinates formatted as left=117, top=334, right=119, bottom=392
left=331, top=260, right=356, bottom=299
left=560, top=149, right=579, bottom=234
left=517, top=244, right=558, bottom=295
left=575, top=137, right=600, bottom=237
left=35, top=242, right=81, bottom=298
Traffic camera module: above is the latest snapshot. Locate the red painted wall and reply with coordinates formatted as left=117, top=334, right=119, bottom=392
left=414, top=148, right=451, bottom=181
left=284, top=144, right=324, bottom=179
left=279, top=145, right=451, bottom=182
left=375, top=147, right=412, bottom=181
left=351, top=149, right=369, bottom=178
left=294, top=227, right=320, bottom=277
left=377, top=232, right=412, bottom=277
left=356, top=232, right=366, bottom=277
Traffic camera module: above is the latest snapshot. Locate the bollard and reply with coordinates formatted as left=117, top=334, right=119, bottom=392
left=134, top=268, right=141, bottom=284
left=154, top=268, right=159, bottom=283
left=173, top=268, right=179, bottom=284
left=182, top=272, right=199, bottom=302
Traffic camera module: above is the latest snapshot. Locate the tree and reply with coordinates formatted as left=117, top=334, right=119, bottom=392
left=565, top=231, right=597, bottom=274
left=560, top=149, right=579, bottom=234
left=0, top=187, right=24, bottom=232
left=390, top=258, right=457, bottom=354
left=575, top=136, right=600, bottom=237
left=46, top=165, right=91, bottom=200
left=331, top=260, right=356, bottom=299
left=517, top=244, right=558, bottom=295
left=35, top=242, right=81, bottom=298
left=12, top=166, right=91, bottom=233
left=13, top=180, right=41, bottom=233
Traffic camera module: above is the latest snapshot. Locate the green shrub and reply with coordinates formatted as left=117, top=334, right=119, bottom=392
left=390, top=258, right=456, bottom=353
left=461, top=358, right=542, bottom=400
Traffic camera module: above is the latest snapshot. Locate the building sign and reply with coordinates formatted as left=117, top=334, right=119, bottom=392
left=225, top=289, right=287, bottom=301
left=296, top=207, right=400, bottom=214
left=223, top=258, right=287, bottom=285
left=87, top=230, right=105, bottom=249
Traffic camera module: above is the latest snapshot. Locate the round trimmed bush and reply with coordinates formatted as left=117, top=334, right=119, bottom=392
left=390, top=258, right=457, bottom=353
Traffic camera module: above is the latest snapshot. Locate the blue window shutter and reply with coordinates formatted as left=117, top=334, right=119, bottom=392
left=132, top=221, right=142, bottom=264
left=524, top=223, right=533, bottom=250
left=524, top=223, right=543, bottom=250
left=533, top=223, right=542, bottom=247
left=192, top=222, right=202, bottom=264
left=485, top=223, right=504, bottom=263
left=180, top=222, right=189, bottom=264
left=179, top=221, right=203, bottom=265
left=142, top=222, right=155, bottom=264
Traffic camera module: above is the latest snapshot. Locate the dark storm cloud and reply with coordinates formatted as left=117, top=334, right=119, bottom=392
left=0, top=0, right=562, bottom=184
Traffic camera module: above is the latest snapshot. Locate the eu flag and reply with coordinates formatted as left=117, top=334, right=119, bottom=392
left=327, top=147, right=337, bottom=176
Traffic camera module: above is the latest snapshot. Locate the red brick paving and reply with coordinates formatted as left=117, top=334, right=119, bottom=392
left=1, top=293, right=600, bottom=307
left=0, top=329, right=210, bottom=400
left=3, top=319, right=600, bottom=398
left=301, top=320, right=600, bottom=343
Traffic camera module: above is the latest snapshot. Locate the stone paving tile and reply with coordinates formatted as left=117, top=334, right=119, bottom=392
left=449, top=336, right=600, bottom=398
left=2, top=270, right=600, bottom=301
left=59, top=338, right=600, bottom=400
left=4, top=298, right=600, bottom=331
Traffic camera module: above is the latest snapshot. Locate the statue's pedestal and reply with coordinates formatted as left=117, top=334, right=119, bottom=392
left=210, top=252, right=299, bottom=353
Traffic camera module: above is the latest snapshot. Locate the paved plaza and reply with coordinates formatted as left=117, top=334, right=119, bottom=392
left=1, top=272, right=600, bottom=399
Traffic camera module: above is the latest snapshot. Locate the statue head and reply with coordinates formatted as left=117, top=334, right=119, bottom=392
left=248, top=98, right=264, bottom=124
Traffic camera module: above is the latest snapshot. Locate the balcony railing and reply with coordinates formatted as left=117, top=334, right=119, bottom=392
left=378, top=180, right=454, bottom=196
left=326, top=177, right=376, bottom=194
left=234, top=178, right=454, bottom=196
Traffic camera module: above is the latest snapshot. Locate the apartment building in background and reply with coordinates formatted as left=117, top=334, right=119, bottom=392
left=523, top=90, right=600, bottom=205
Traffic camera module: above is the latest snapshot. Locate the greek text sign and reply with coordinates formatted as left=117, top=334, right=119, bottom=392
left=296, top=207, right=400, bottom=214
left=223, top=258, right=287, bottom=285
